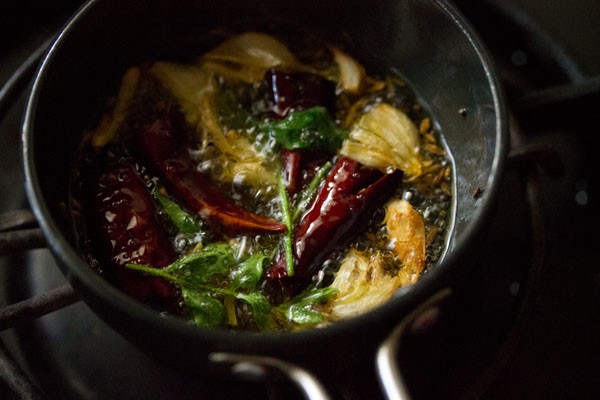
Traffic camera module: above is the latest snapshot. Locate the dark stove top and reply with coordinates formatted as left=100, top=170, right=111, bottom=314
left=1, top=1, right=599, bottom=399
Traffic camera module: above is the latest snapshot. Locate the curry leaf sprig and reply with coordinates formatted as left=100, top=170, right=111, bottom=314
left=126, top=243, right=271, bottom=328
left=277, top=169, right=296, bottom=277
left=276, top=160, right=333, bottom=277
left=126, top=242, right=337, bottom=329
left=127, top=243, right=234, bottom=286
left=292, top=161, right=333, bottom=223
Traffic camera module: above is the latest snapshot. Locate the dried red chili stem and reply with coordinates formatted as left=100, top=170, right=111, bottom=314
left=135, top=115, right=286, bottom=235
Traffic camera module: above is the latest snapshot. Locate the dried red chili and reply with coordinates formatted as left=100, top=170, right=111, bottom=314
left=267, top=156, right=403, bottom=294
left=87, top=162, right=179, bottom=304
left=135, top=115, right=286, bottom=235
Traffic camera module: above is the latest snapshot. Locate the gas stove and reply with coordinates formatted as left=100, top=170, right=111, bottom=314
left=1, top=1, right=599, bottom=399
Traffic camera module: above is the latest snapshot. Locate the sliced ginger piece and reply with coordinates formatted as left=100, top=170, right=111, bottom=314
left=384, top=199, right=426, bottom=285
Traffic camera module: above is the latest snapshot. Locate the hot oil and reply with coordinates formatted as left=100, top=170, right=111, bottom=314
left=70, top=28, right=454, bottom=331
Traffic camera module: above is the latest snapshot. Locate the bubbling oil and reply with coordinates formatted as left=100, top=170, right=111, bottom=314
left=70, top=29, right=454, bottom=331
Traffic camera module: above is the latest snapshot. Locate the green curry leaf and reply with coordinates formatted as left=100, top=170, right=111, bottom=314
left=286, top=305, right=325, bottom=325
left=165, top=243, right=235, bottom=285
left=276, top=287, right=338, bottom=326
left=231, top=253, right=268, bottom=291
left=182, top=290, right=225, bottom=327
left=261, top=107, right=348, bottom=151
left=236, top=292, right=271, bottom=330
left=153, top=190, right=202, bottom=235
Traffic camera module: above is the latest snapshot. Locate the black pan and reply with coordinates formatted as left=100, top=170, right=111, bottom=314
left=22, top=0, right=507, bottom=397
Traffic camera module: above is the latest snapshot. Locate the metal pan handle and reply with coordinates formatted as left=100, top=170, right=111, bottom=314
left=209, top=352, right=332, bottom=400
left=210, top=288, right=452, bottom=400
left=376, top=288, right=452, bottom=400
